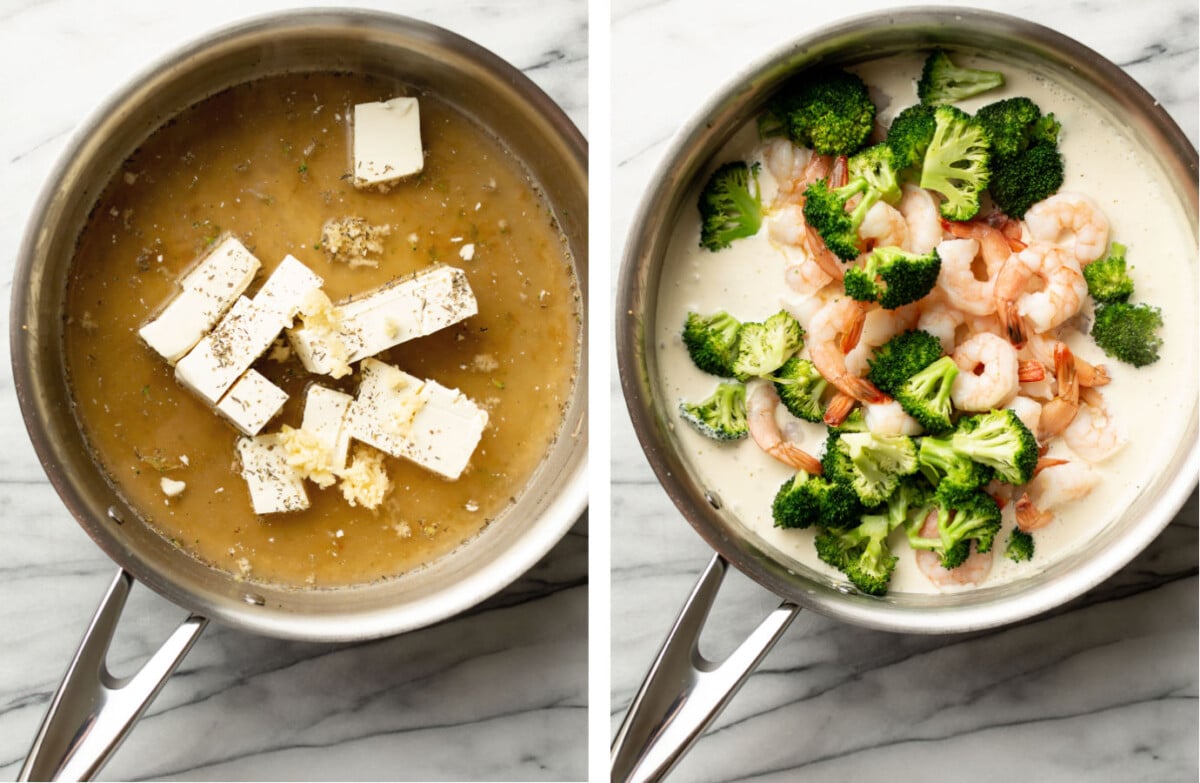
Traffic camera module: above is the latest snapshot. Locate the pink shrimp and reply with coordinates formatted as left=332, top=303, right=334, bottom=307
left=746, top=382, right=823, bottom=473
left=914, top=510, right=994, bottom=588
left=807, top=297, right=889, bottom=404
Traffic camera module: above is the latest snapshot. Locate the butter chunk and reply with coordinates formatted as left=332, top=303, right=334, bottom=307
left=353, top=97, right=423, bottom=189
left=138, top=235, right=261, bottom=363
left=236, top=434, right=310, bottom=514
left=216, top=369, right=288, bottom=436
left=287, top=265, right=477, bottom=377
left=347, top=358, right=488, bottom=480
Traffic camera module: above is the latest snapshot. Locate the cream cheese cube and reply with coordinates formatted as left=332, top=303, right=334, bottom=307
left=236, top=434, right=310, bottom=514
left=254, top=255, right=325, bottom=325
left=353, top=97, right=423, bottom=188
left=347, top=358, right=487, bottom=480
left=300, top=384, right=355, bottom=474
left=138, top=235, right=261, bottom=363
left=176, top=256, right=324, bottom=403
left=216, top=369, right=289, bottom=436
left=287, top=266, right=477, bottom=376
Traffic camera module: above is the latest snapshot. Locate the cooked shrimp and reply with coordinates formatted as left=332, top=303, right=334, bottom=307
left=784, top=260, right=835, bottom=296
left=864, top=399, right=923, bottom=435
left=914, top=510, right=994, bottom=588
left=934, top=238, right=995, bottom=316
left=823, top=392, right=857, bottom=427
left=746, top=381, right=823, bottom=473
left=804, top=223, right=847, bottom=282
left=807, top=297, right=889, bottom=404
left=845, top=303, right=920, bottom=377
left=1024, top=192, right=1110, bottom=265
left=1004, top=395, right=1042, bottom=438
left=1039, top=342, right=1080, bottom=440
left=858, top=200, right=907, bottom=249
left=994, top=241, right=1087, bottom=342
left=1064, top=387, right=1126, bottom=463
left=1017, top=244, right=1087, bottom=334
left=943, top=218, right=1017, bottom=267
left=1024, top=332, right=1110, bottom=388
left=917, top=293, right=965, bottom=354
left=950, top=332, right=1019, bottom=411
left=763, top=138, right=814, bottom=203
left=768, top=203, right=841, bottom=292
left=1015, top=461, right=1100, bottom=531
left=898, top=184, right=943, bottom=254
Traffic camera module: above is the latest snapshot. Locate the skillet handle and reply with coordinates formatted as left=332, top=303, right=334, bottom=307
left=19, top=568, right=208, bottom=782
left=610, top=554, right=800, bottom=783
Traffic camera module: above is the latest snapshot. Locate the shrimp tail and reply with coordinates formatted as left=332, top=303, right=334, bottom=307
left=839, top=302, right=866, bottom=354
left=840, top=375, right=890, bottom=405
left=769, top=442, right=825, bottom=474
left=1015, top=493, right=1055, bottom=531
left=822, top=392, right=857, bottom=427
left=1054, top=343, right=1079, bottom=405
left=1033, top=457, right=1069, bottom=477
left=1018, top=359, right=1045, bottom=383
left=1077, top=358, right=1110, bottom=388
left=1001, top=301, right=1027, bottom=348
left=829, top=155, right=849, bottom=188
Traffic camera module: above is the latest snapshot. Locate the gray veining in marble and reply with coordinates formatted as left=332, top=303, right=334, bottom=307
left=0, top=1, right=587, bottom=780
left=610, top=1, right=1198, bottom=781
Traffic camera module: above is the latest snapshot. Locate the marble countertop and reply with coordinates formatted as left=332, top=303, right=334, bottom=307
left=0, top=1, right=586, bottom=781
left=610, top=1, right=1197, bottom=781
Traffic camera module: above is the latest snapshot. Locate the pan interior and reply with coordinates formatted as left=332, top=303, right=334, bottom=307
left=619, top=10, right=1197, bottom=633
left=13, top=11, right=587, bottom=641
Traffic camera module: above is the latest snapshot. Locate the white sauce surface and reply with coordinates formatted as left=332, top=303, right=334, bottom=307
left=653, top=53, right=1197, bottom=594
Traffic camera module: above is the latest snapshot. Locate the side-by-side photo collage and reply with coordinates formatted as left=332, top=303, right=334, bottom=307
left=0, top=0, right=1195, bottom=781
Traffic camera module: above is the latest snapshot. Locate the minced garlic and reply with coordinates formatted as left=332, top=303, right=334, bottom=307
left=339, top=445, right=391, bottom=509
left=320, top=217, right=391, bottom=268
left=277, top=424, right=338, bottom=488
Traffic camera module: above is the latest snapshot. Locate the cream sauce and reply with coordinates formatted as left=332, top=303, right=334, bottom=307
left=654, top=53, right=1196, bottom=594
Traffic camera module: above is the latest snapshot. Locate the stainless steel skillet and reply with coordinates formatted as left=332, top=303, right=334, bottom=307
left=612, top=9, right=1197, bottom=782
left=11, top=10, right=588, bottom=780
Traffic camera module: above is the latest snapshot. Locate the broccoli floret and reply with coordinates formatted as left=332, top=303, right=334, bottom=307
left=951, top=409, right=1038, bottom=485
left=802, top=176, right=880, bottom=261
left=885, top=474, right=935, bottom=530
left=905, top=489, right=1001, bottom=569
left=825, top=431, right=919, bottom=507
left=763, top=68, right=876, bottom=156
left=975, top=97, right=1042, bottom=157
left=918, top=50, right=1005, bottom=105
left=886, top=104, right=937, bottom=170
left=866, top=329, right=945, bottom=396
left=895, top=355, right=959, bottom=433
left=1083, top=242, right=1135, bottom=303
left=830, top=407, right=868, bottom=433
left=770, top=356, right=827, bottom=423
left=814, top=513, right=897, bottom=596
left=1091, top=302, right=1164, bottom=367
left=1005, top=528, right=1035, bottom=562
left=682, top=310, right=742, bottom=377
left=919, top=105, right=991, bottom=221
left=732, top=310, right=804, bottom=379
left=843, top=246, right=941, bottom=309
left=772, top=469, right=862, bottom=530
left=988, top=140, right=1064, bottom=219
left=917, top=430, right=994, bottom=503
left=698, top=161, right=764, bottom=251
left=678, top=382, right=748, bottom=441
left=848, top=143, right=902, bottom=205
